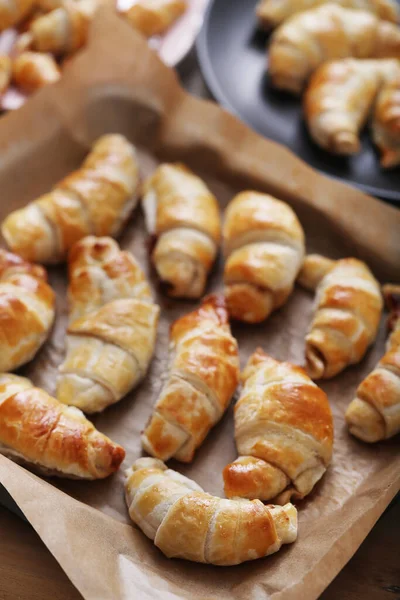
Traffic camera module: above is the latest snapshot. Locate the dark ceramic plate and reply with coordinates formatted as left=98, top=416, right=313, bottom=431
left=196, top=0, right=400, bottom=203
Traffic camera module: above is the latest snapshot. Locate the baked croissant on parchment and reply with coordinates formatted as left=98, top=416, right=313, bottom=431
left=345, top=284, right=400, bottom=442
left=0, top=374, right=125, bottom=478
left=57, top=237, right=159, bottom=413
left=123, top=0, right=187, bottom=38
left=12, top=51, right=61, bottom=92
left=268, top=4, right=400, bottom=93
left=1, top=135, right=140, bottom=264
left=223, top=191, right=305, bottom=323
left=125, top=457, right=297, bottom=565
left=256, top=0, right=399, bottom=29
left=223, top=349, right=333, bottom=503
left=0, top=249, right=55, bottom=373
left=142, top=163, right=221, bottom=299
left=372, top=65, right=400, bottom=168
left=298, top=254, right=383, bottom=379
left=142, top=294, right=239, bottom=462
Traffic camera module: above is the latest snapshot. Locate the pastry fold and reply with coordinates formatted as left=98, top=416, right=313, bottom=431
left=141, top=294, right=239, bottom=462
left=123, top=0, right=187, bottom=38
left=0, top=374, right=125, bottom=478
left=1, top=134, right=140, bottom=264
left=125, top=457, right=297, bottom=565
left=223, top=191, right=305, bottom=323
left=223, top=349, right=333, bottom=503
left=372, top=64, right=400, bottom=168
left=142, top=163, right=221, bottom=298
left=0, top=249, right=55, bottom=372
left=12, top=51, right=61, bottom=93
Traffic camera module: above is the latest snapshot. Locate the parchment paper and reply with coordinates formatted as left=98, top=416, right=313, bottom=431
left=0, top=6, right=399, bottom=600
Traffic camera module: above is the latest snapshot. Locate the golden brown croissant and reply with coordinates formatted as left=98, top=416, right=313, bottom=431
left=123, top=0, right=187, bottom=38
left=345, top=285, right=400, bottom=442
left=0, top=374, right=125, bottom=478
left=223, top=191, right=305, bottom=323
left=298, top=255, right=383, bottom=379
left=1, top=135, right=140, bottom=264
left=268, top=4, right=400, bottom=94
left=12, top=51, right=60, bottom=93
left=0, top=0, right=35, bottom=31
left=67, top=235, right=152, bottom=323
left=223, top=350, right=333, bottom=503
left=125, top=457, right=297, bottom=565
left=57, top=236, right=159, bottom=413
left=0, top=249, right=55, bottom=373
left=257, top=0, right=399, bottom=29
left=372, top=63, right=400, bottom=168
left=142, top=163, right=221, bottom=299
left=0, top=55, right=11, bottom=94
left=142, top=295, right=239, bottom=462
left=28, top=0, right=97, bottom=56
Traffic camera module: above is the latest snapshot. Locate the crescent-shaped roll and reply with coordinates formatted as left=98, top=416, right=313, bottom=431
left=0, top=249, right=55, bottom=373
left=1, top=135, right=140, bottom=264
left=223, top=191, right=305, bottom=323
left=0, top=374, right=125, bottom=478
left=223, top=350, right=333, bottom=504
left=256, top=0, right=399, bottom=29
left=0, top=0, right=35, bottom=31
left=0, top=55, right=11, bottom=94
left=268, top=4, right=400, bottom=94
left=67, top=236, right=152, bottom=323
left=372, top=62, right=400, bottom=168
left=304, top=59, right=400, bottom=155
left=345, top=284, right=400, bottom=442
left=142, top=163, right=221, bottom=299
left=125, top=457, right=297, bottom=565
left=123, top=0, right=187, bottom=38
left=141, top=295, right=240, bottom=463
left=12, top=51, right=61, bottom=93
left=298, top=255, right=383, bottom=379
left=28, top=0, right=97, bottom=56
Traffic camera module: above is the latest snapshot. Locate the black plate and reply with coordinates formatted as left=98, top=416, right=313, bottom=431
left=196, top=0, right=400, bottom=203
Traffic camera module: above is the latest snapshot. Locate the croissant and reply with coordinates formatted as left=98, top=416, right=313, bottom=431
left=372, top=63, right=400, bottom=168
left=125, top=457, right=297, bottom=565
left=223, top=350, right=333, bottom=503
left=0, top=249, right=55, bottom=373
left=123, top=0, right=187, bottom=38
left=12, top=51, right=61, bottom=93
left=28, top=0, right=97, bottom=56
left=142, top=295, right=239, bottom=462
left=142, top=163, right=221, bottom=299
left=0, top=374, right=125, bottom=478
left=0, top=55, right=11, bottom=94
left=268, top=4, right=400, bottom=94
left=67, top=235, right=152, bottom=323
left=345, top=284, right=400, bottom=442
left=223, top=191, right=305, bottom=323
left=256, top=0, right=399, bottom=28
left=298, top=255, right=383, bottom=379
left=1, top=134, right=140, bottom=264
left=0, top=0, right=35, bottom=31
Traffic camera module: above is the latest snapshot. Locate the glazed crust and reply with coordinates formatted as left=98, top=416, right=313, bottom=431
left=142, top=163, right=221, bottom=298
left=223, top=191, right=305, bottom=323
left=256, top=0, right=399, bottom=29
left=304, top=256, right=383, bottom=379
left=0, top=249, right=55, bottom=372
left=141, top=295, right=240, bottom=463
left=12, top=51, right=60, bottom=93
left=223, top=349, right=333, bottom=503
left=0, top=0, right=36, bottom=31
left=372, top=62, right=400, bottom=168
left=123, top=0, right=187, bottom=38
left=0, top=374, right=125, bottom=478
left=125, top=457, right=297, bottom=565
left=1, top=135, right=139, bottom=264
left=268, top=4, right=400, bottom=94
left=346, top=285, right=400, bottom=442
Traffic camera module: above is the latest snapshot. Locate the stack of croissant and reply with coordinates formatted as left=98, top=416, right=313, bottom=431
left=255, top=0, right=400, bottom=167
left=0, top=132, right=399, bottom=567
left=0, top=0, right=187, bottom=104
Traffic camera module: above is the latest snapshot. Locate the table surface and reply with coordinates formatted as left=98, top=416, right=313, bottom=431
left=0, top=49, right=399, bottom=600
